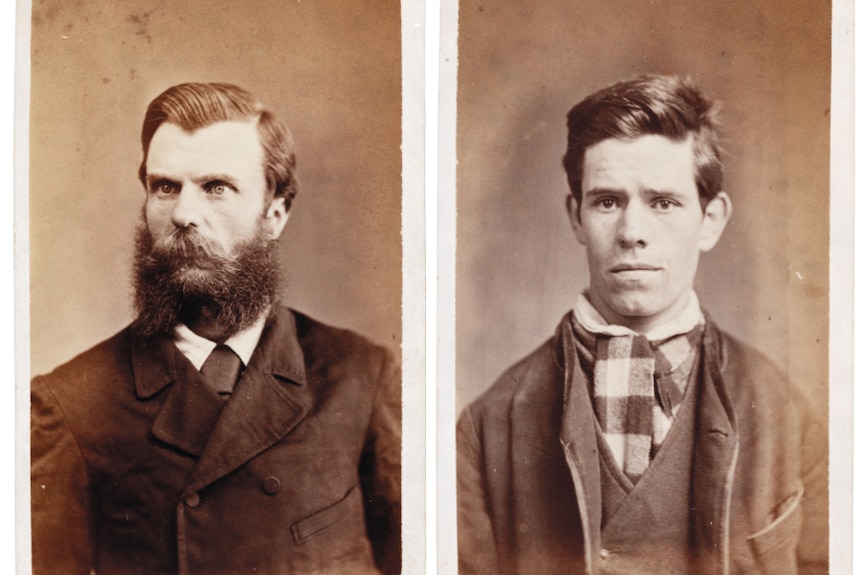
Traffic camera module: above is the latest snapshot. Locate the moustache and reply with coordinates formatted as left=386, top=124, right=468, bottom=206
left=146, top=229, right=236, bottom=271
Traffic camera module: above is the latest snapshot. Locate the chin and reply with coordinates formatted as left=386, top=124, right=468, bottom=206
left=606, top=291, right=654, bottom=314
left=605, top=296, right=667, bottom=323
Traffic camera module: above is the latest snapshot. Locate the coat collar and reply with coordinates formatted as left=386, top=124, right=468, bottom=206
left=130, top=307, right=311, bottom=493
left=131, top=307, right=308, bottom=398
left=131, top=332, right=180, bottom=400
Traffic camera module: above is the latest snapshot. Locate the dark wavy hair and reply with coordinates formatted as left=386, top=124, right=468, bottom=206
left=562, top=74, right=723, bottom=213
left=139, top=82, right=299, bottom=209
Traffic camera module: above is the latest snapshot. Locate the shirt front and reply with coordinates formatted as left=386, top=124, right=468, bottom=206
left=173, top=310, right=269, bottom=370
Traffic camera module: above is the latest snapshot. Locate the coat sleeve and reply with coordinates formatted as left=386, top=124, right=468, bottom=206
left=31, top=375, right=94, bottom=575
left=359, top=349, right=402, bottom=575
left=457, top=407, right=503, bottom=575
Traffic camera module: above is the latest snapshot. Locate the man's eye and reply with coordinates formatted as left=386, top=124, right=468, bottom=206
left=597, top=198, right=619, bottom=210
left=153, top=182, right=177, bottom=195
left=653, top=199, right=677, bottom=211
left=206, top=183, right=233, bottom=195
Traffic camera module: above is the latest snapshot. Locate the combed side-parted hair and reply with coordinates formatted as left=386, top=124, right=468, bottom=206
left=562, top=74, right=723, bottom=211
left=139, top=82, right=299, bottom=210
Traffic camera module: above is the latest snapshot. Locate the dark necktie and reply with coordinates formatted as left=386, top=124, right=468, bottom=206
left=200, top=344, right=242, bottom=396
left=653, top=346, right=684, bottom=418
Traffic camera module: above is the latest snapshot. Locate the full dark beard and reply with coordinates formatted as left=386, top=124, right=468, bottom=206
left=132, top=224, right=281, bottom=337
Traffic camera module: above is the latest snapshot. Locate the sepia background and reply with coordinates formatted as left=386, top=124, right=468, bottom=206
left=29, top=0, right=402, bottom=376
left=456, top=0, right=831, bottom=417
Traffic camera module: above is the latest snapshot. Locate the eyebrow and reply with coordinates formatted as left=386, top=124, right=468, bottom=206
left=145, top=174, right=179, bottom=187
left=583, top=187, right=689, bottom=199
left=641, top=188, right=690, bottom=201
left=144, top=173, right=241, bottom=187
left=583, top=187, right=624, bottom=199
left=193, top=174, right=241, bottom=186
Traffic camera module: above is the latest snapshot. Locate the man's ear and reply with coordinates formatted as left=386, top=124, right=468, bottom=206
left=264, top=195, right=290, bottom=240
left=566, top=194, right=587, bottom=245
left=699, top=191, right=732, bottom=252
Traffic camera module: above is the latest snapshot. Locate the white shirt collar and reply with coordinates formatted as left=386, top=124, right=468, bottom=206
left=172, top=311, right=269, bottom=370
left=574, top=291, right=704, bottom=342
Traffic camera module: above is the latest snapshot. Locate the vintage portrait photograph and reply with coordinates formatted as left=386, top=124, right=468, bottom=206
left=26, top=1, right=404, bottom=573
left=454, top=0, right=833, bottom=573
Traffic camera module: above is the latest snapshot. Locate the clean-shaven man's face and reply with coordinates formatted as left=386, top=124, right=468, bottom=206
left=569, top=134, right=730, bottom=333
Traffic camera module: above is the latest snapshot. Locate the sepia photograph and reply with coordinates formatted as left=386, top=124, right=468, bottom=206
left=14, top=0, right=852, bottom=573
left=27, top=1, right=404, bottom=574
left=455, top=0, right=832, bottom=573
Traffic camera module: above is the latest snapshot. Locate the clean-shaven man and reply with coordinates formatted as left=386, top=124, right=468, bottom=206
left=457, top=74, right=826, bottom=574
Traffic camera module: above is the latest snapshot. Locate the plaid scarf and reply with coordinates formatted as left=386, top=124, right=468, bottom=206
left=571, top=295, right=703, bottom=484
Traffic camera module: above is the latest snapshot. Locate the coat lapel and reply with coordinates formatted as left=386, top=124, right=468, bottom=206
left=151, top=361, right=227, bottom=458
left=690, top=320, right=739, bottom=575
left=132, top=332, right=227, bottom=457
left=557, top=315, right=602, bottom=575
left=182, top=308, right=310, bottom=496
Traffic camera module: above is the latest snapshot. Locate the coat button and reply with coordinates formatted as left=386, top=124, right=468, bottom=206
left=600, top=548, right=610, bottom=559
left=263, top=476, right=281, bottom=495
left=184, top=492, right=200, bottom=508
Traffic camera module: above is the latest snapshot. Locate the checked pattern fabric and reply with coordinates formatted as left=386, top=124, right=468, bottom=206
left=571, top=316, right=703, bottom=484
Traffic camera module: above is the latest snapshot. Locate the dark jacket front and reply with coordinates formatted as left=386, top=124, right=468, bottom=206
left=457, top=312, right=827, bottom=575
left=31, top=307, right=401, bottom=575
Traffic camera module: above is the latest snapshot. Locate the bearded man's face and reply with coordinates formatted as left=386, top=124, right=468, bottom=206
left=133, top=120, right=289, bottom=336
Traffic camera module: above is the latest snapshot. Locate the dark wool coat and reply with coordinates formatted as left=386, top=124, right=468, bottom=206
left=457, top=312, right=828, bottom=575
left=32, top=307, right=401, bottom=575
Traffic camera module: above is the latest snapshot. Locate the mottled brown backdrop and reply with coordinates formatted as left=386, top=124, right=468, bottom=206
left=29, top=0, right=402, bottom=376
left=456, top=0, right=830, bottom=414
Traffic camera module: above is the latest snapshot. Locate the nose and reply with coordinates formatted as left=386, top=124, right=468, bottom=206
left=617, top=203, right=649, bottom=248
left=170, top=187, right=202, bottom=229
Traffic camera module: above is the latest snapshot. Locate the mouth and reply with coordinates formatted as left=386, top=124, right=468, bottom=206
left=610, top=263, right=661, bottom=273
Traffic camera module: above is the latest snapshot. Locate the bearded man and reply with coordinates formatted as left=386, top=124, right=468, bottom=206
left=30, top=83, right=401, bottom=575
